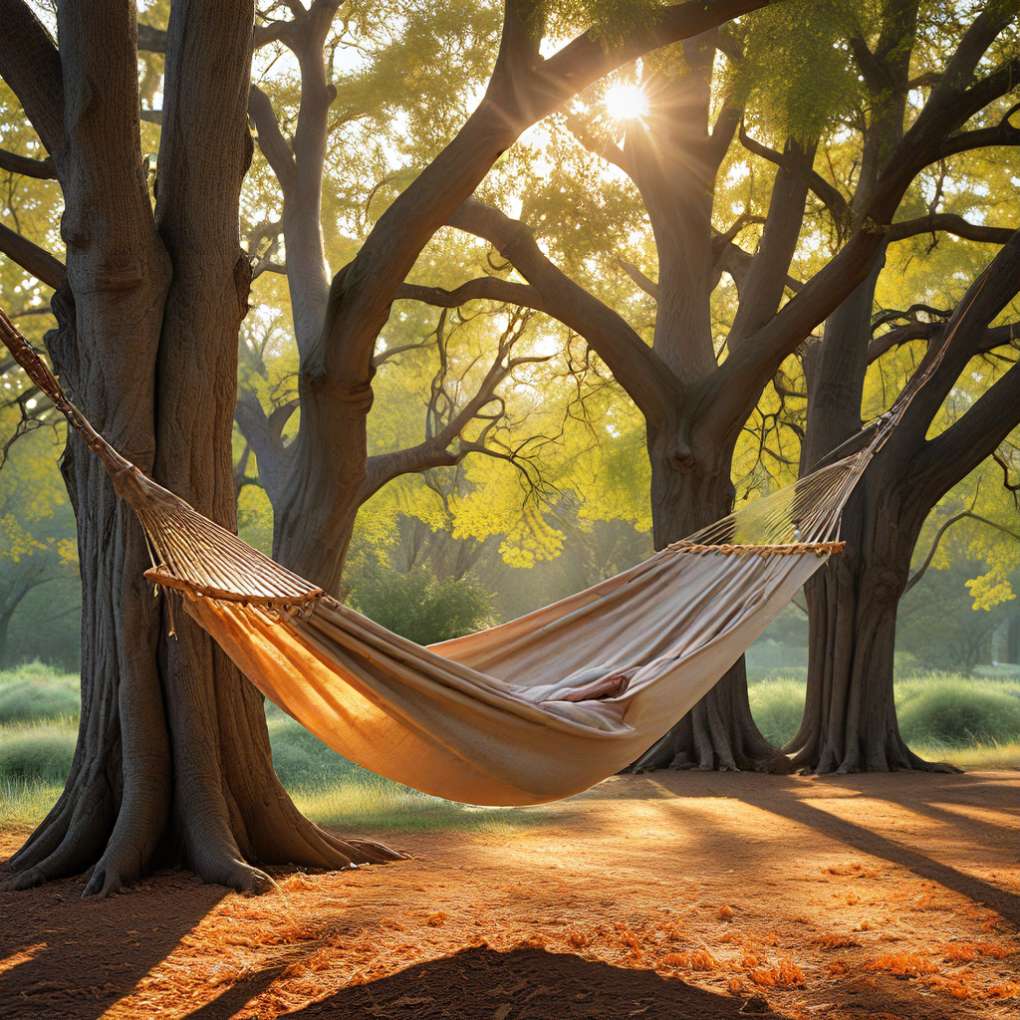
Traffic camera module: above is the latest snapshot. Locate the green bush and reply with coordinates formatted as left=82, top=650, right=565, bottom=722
left=0, top=669, right=79, bottom=724
left=347, top=561, right=493, bottom=645
left=897, top=678, right=1020, bottom=747
left=747, top=678, right=806, bottom=747
left=0, top=725, right=76, bottom=782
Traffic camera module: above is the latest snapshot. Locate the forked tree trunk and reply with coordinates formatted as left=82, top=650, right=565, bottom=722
left=2, top=2, right=398, bottom=898
left=632, top=428, right=785, bottom=772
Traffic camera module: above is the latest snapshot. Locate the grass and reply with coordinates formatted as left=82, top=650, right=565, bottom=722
left=1, top=661, right=1018, bottom=833
left=748, top=673, right=1020, bottom=755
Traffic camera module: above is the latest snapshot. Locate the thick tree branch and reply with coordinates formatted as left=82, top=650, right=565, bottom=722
left=0, top=0, right=65, bottom=160
left=0, top=223, right=66, bottom=290
left=0, top=149, right=55, bottom=179
left=614, top=258, right=660, bottom=301
left=906, top=233, right=1020, bottom=497
left=715, top=239, right=802, bottom=295
left=397, top=278, right=545, bottom=311
left=448, top=198, right=675, bottom=422
left=728, top=137, right=814, bottom=344
left=938, top=102, right=1020, bottom=159
left=248, top=85, right=297, bottom=191
left=886, top=212, right=1017, bottom=245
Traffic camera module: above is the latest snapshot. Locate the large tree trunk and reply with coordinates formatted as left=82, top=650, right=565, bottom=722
left=2, top=2, right=398, bottom=898
left=271, top=373, right=369, bottom=590
left=787, top=470, right=949, bottom=773
left=631, top=427, right=786, bottom=772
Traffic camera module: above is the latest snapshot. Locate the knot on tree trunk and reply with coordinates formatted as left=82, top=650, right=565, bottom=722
left=866, top=566, right=908, bottom=607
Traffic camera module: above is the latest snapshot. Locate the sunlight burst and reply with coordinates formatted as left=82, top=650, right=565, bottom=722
left=605, top=83, right=649, bottom=122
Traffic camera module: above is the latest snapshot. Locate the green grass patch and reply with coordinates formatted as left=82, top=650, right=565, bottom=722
left=747, top=672, right=1020, bottom=754
left=0, top=720, right=77, bottom=782
left=0, top=663, right=79, bottom=724
left=292, top=781, right=548, bottom=834
left=0, top=778, right=64, bottom=831
left=747, top=678, right=807, bottom=747
left=912, top=741, right=1020, bottom=770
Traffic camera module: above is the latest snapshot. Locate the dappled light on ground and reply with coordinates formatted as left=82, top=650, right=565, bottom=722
left=2, top=771, right=1019, bottom=1018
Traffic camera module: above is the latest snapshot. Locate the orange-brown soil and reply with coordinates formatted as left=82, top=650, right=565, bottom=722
left=2, top=771, right=1019, bottom=1019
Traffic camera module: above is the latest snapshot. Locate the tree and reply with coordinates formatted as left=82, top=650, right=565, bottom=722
left=788, top=0, right=1020, bottom=772
left=788, top=232, right=1020, bottom=771
left=403, top=0, right=1020, bottom=768
left=0, top=0, right=405, bottom=896
left=0, top=0, right=769, bottom=893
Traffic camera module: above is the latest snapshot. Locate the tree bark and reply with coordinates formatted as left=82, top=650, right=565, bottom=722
left=3, top=0, right=174, bottom=895
left=792, top=230, right=1020, bottom=774
left=788, top=470, right=949, bottom=773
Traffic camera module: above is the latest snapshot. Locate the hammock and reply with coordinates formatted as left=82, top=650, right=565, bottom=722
left=1, top=310, right=871, bottom=806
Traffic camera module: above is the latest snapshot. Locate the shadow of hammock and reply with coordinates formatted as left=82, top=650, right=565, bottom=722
left=248, top=945, right=787, bottom=1019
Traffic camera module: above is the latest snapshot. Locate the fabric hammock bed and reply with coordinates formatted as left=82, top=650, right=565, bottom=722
left=1, top=310, right=881, bottom=807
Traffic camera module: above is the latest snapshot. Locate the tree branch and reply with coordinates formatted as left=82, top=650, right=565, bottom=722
left=0, top=223, right=66, bottom=289
left=448, top=198, right=675, bottom=422
left=0, top=149, right=56, bottom=179
left=906, top=509, right=1020, bottom=593
left=397, top=278, right=546, bottom=311
left=886, top=212, right=1016, bottom=245
left=0, top=0, right=65, bottom=160
left=614, top=258, right=660, bottom=301
left=248, top=85, right=297, bottom=191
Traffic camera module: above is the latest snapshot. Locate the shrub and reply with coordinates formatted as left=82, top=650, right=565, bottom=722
left=0, top=666, right=79, bottom=724
left=0, top=725, right=76, bottom=782
left=748, top=678, right=806, bottom=747
left=897, top=679, right=1020, bottom=747
left=347, top=561, right=493, bottom=645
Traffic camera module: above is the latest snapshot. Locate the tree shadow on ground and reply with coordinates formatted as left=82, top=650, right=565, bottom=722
left=267, top=945, right=785, bottom=1019
left=625, top=770, right=1020, bottom=929
left=0, top=864, right=225, bottom=1019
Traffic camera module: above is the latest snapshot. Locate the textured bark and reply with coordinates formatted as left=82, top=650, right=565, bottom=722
left=3, top=0, right=173, bottom=896
left=788, top=474, right=942, bottom=773
left=1, top=0, right=398, bottom=897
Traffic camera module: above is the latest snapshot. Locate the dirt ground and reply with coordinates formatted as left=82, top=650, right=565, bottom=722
left=1, top=771, right=1019, bottom=1019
